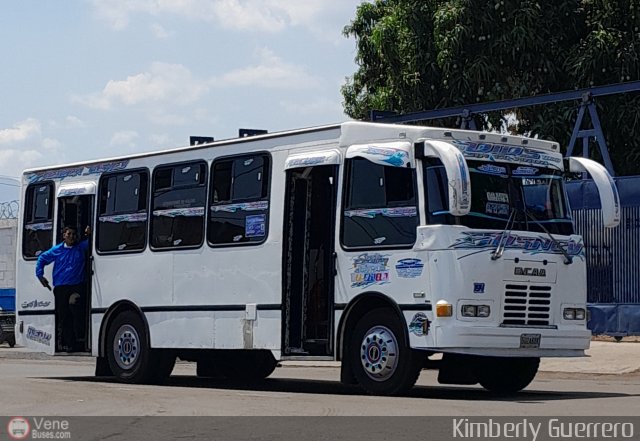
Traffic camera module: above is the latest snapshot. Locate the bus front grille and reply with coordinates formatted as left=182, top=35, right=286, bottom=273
left=502, top=284, right=552, bottom=326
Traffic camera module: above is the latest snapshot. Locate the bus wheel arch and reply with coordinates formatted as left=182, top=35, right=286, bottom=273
left=98, top=300, right=148, bottom=359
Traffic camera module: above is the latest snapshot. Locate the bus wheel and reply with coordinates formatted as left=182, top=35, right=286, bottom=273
left=349, top=308, right=422, bottom=396
left=477, top=357, right=540, bottom=394
left=219, top=350, right=277, bottom=381
left=106, top=311, right=153, bottom=383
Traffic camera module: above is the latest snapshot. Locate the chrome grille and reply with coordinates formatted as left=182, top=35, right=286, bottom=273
left=503, top=284, right=552, bottom=326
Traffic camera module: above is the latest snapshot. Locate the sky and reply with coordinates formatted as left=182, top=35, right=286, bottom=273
left=0, top=0, right=366, bottom=202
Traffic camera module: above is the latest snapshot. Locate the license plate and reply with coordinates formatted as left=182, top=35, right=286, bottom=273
left=520, top=333, right=541, bottom=349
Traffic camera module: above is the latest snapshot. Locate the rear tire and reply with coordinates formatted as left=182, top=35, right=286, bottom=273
left=106, top=310, right=154, bottom=383
left=477, top=357, right=540, bottom=394
left=348, top=308, right=422, bottom=395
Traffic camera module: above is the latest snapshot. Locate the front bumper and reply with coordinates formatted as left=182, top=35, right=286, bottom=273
left=421, top=324, right=590, bottom=357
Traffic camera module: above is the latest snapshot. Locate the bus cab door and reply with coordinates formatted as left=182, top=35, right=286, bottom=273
left=55, top=183, right=95, bottom=354
left=282, top=153, right=340, bottom=357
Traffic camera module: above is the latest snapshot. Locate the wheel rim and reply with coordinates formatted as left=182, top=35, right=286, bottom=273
left=113, top=324, right=140, bottom=370
left=359, top=325, right=398, bottom=382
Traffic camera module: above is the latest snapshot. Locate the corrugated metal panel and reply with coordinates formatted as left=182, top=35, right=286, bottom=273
left=572, top=206, right=640, bottom=304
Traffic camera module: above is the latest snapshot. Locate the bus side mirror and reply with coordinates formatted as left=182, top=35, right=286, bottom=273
left=567, top=157, right=620, bottom=228
left=415, top=140, right=471, bottom=216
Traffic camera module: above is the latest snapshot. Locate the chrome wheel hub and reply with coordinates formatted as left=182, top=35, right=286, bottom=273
left=113, top=324, right=139, bottom=370
left=359, top=325, right=398, bottom=381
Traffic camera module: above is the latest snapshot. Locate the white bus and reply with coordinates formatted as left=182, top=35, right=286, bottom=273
left=15, top=121, right=619, bottom=395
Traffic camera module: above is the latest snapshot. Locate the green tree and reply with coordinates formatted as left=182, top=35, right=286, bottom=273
left=342, top=0, right=640, bottom=175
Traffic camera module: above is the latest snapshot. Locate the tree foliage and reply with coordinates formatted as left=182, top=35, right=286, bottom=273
left=342, top=0, right=640, bottom=175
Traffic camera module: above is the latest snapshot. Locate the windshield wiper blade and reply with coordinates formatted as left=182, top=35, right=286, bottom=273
left=491, top=208, right=517, bottom=261
left=520, top=208, right=573, bottom=265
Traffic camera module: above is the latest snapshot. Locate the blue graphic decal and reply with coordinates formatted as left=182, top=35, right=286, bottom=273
left=245, top=214, right=266, bottom=237
left=513, top=166, right=539, bottom=176
left=26, top=160, right=130, bottom=184
left=409, top=313, right=430, bottom=336
left=477, top=164, right=507, bottom=175
left=99, top=213, right=148, bottom=223
left=473, top=283, right=485, bottom=294
left=451, top=231, right=585, bottom=258
left=395, top=258, right=424, bottom=278
left=26, top=326, right=52, bottom=346
left=211, top=201, right=269, bottom=213
left=451, top=140, right=561, bottom=170
left=344, top=207, right=417, bottom=219
left=153, top=207, right=205, bottom=217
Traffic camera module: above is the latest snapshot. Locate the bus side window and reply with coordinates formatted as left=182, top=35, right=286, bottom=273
left=97, top=170, right=149, bottom=253
left=341, top=157, right=418, bottom=249
left=151, top=161, right=207, bottom=250
left=22, top=182, right=55, bottom=259
left=208, top=153, right=270, bottom=246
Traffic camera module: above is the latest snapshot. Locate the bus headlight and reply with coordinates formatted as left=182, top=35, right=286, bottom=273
left=461, top=304, right=491, bottom=318
left=563, top=307, right=586, bottom=320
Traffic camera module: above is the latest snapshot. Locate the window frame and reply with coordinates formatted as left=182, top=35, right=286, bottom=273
left=340, top=157, right=419, bottom=251
left=150, top=159, right=208, bottom=252
left=95, top=167, right=150, bottom=255
left=22, top=181, right=55, bottom=260
left=207, top=152, right=272, bottom=248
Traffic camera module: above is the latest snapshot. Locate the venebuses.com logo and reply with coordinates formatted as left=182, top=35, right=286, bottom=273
left=7, top=417, right=30, bottom=440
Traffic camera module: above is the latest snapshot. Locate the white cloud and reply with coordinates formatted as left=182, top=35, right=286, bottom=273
left=0, top=119, right=64, bottom=175
left=216, top=47, right=320, bottom=89
left=92, top=0, right=363, bottom=34
left=150, top=23, right=173, bottom=39
left=110, top=130, right=140, bottom=148
left=0, top=118, right=41, bottom=145
left=149, top=133, right=173, bottom=147
left=48, top=115, right=86, bottom=129
left=279, top=97, right=344, bottom=117
left=73, top=62, right=209, bottom=110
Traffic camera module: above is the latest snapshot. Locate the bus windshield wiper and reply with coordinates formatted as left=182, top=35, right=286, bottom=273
left=491, top=208, right=517, bottom=261
left=520, top=207, right=573, bottom=265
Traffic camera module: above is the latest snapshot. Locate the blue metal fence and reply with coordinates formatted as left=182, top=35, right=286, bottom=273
left=567, top=177, right=640, bottom=336
left=0, top=288, right=15, bottom=312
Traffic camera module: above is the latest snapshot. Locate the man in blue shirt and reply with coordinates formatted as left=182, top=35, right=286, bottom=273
left=36, top=225, right=91, bottom=352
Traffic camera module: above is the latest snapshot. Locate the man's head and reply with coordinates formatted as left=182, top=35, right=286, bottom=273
left=62, top=226, right=78, bottom=246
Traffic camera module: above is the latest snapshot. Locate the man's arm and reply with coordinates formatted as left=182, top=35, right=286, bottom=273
left=35, top=247, right=56, bottom=290
left=80, top=226, right=92, bottom=251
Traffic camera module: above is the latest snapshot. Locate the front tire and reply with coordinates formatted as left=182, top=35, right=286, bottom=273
left=348, top=308, right=422, bottom=395
left=477, top=357, right=540, bottom=394
left=106, top=310, right=154, bottom=383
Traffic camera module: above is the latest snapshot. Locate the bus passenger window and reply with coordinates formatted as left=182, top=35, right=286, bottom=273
left=97, top=170, right=149, bottom=253
left=208, top=154, right=270, bottom=246
left=22, top=183, right=55, bottom=259
left=151, top=161, right=207, bottom=250
left=341, top=158, right=418, bottom=248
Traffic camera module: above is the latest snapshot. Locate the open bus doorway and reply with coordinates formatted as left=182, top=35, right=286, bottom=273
left=282, top=165, right=338, bottom=357
left=54, top=194, right=93, bottom=354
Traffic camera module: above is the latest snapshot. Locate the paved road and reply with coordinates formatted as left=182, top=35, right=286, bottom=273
left=1, top=356, right=639, bottom=416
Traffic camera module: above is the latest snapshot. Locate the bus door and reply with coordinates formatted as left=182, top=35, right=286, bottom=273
left=282, top=151, right=340, bottom=357
left=55, top=182, right=95, bottom=354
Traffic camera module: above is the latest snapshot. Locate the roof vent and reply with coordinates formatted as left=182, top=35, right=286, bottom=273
left=239, top=129, right=268, bottom=138
left=190, top=136, right=214, bottom=146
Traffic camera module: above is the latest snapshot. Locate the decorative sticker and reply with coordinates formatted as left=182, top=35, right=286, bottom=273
left=153, top=207, right=205, bottom=217
left=395, top=258, right=424, bottom=279
left=473, top=283, right=485, bottom=294
left=26, top=160, right=130, bottom=184
left=513, top=166, right=539, bottom=176
left=99, top=213, right=148, bottom=223
left=245, top=214, right=266, bottom=238
left=21, top=299, right=52, bottom=309
left=344, top=207, right=417, bottom=219
left=211, top=201, right=269, bottom=213
left=351, top=253, right=390, bottom=288
left=486, top=192, right=509, bottom=203
left=25, top=222, right=53, bottom=231
left=26, top=326, right=52, bottom=346
left=356, top=146, right=410, bottom=168
left=485, top=202, right=509, bottom=216
left=450, top=231, right=585, bottom=258
left=451, top=140, right=562, bottom=170
left=477, top=164, right=507, bottom=175
left=409, top=313, right=430, bottom=336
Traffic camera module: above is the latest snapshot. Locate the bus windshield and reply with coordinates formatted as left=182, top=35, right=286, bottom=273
left=424, top=160, right=574, bottom=235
